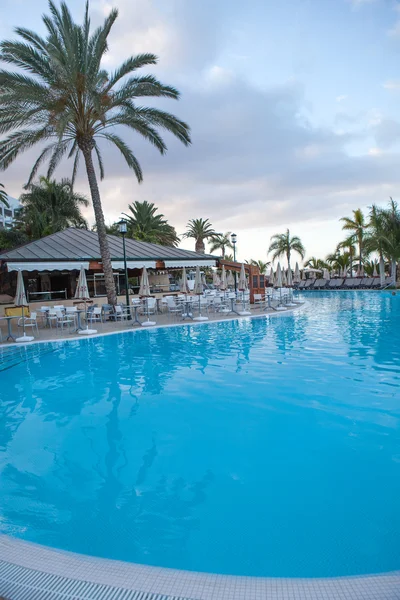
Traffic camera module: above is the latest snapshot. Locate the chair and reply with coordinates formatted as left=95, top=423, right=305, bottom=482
left=47, top=309, right=59, bottom=328
left=314, top=278, right=327, bottom=290
left=372, top=278, right=382, bottom=288
left=360, top=278, right=372, bottom=289
left=18, top=312, right=39, bottom=335
left=298, top=281, right=306, bottom=289
left=88, top=307, right=103, bottom=325
left=55, top=309, right=75, bottom=332
left=304, top=280, right=315, bottom=289
left=166, top=296, right=183, bottom=319
left=114, top=304, right=129, bottom=321
left=253, top=293, right=265, bottom=307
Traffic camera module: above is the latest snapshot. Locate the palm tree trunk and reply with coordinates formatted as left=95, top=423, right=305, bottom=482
left=391, top=259, right=397, bottom=286
left=359, top=236, right=362, bottom=271
left=81, top=142, right=117, bottom=305
left=287, top=250, right=291, bottom=273
left=196, top=239, right=205, bottom=254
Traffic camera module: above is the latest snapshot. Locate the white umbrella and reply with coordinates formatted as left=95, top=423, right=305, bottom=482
left=294, top=262, right=300, bottom=284
left=201, top=272, right=207, bottom=287
left=193, top=266, right=208, bottom=321
left=220, top=265, right=227, bottom=291
left=212, top=271, right=221, bottom=288
left=322, top=268, right=330, bottom=280
left=227, top=270, right=235, bottom=288
left=180, top=266, right=190, bottom=294
left=139, top=266, right=156, bottom=327
left=75, top=265, right=97, bottom=335
left=287, top=267, right=293, bottom=287
left=301, top=269, right=306, bottom=280
left=14, top=270, right=34, bottom=342
left=379, top=257, right=385, bottom=286
left=373, top=261, right=378, bottom=277
left=269, top=267, right=275, bottom=286
left=282, top=268, right=287, bottom=286
left=238, top=263, right=250, bottom=315
left=360, top=265, right=365, bottom=277
left=275, top=263, right=283, bottom=288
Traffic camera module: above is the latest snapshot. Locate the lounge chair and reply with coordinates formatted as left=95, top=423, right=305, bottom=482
left=371, top=278, right=382, bottom=289
left=343, top=278, right=357, bottom=289
left=314, top=278, right=327, bottom=290
left=328, top=278, right=343, bottom=289
left=304, top=279, right=315, bottom=289
left=298, top=281, right=306, bottom=289
left=360, top=278, right=372, bottom=289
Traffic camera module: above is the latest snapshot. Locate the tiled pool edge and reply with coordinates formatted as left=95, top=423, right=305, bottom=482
left=0, top=536, right=399, bottom=600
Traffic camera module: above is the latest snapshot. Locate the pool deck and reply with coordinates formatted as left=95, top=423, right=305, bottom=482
left=0, top=536, right=399, bottom=600
left=0, top=302, right=300, bottom=347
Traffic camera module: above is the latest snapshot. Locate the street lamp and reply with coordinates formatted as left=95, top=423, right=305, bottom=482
left=231, top=233, right=237, bottom=292
left=118, top=218, right=131, bottom=319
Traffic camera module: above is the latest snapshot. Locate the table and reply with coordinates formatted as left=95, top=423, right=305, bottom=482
left=180, top=299, right=194, bottom=320
left=131, top=304, right=142, bottom=326
left=0, top=316, right=18, bottom=342
left=74, top=309, right=86, bottom=332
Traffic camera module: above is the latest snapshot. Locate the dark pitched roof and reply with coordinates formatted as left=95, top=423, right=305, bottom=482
left=0, top=227, right=216, bottom=262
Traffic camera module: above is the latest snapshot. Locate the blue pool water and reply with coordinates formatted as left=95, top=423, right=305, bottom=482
left=0, top=292, right=399, bottom=578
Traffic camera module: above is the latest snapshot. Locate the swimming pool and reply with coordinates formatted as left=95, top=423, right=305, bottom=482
left=0, top=292, right=399, bottom=578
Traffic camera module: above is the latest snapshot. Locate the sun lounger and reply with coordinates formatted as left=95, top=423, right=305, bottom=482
left=328, top=278, right=343, bottom=289
left=360, top=278, right=372, bottom=289
left=343, top=278, right=358, bottom=289
left=314, top=278, right=327, bottom=289
left=298, top=281, right=306, bottom=289
left=371, top=278, right=382, bottom=288
left=304, top=279, right=315, bottom=289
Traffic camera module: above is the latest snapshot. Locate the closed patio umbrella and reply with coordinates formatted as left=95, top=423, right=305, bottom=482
left=227, top=270, right=235, bottom=288
left=282, top=268, right=287, bottom=286
left=373, top=261, right=378, bottom=277
left=269, top=267, right=275, bottom=286
left=15, top=270, right=34, bottom=343
left=75, top=265, right=97, bottom=335
left=220, top=265, right=227, bottom=291
left=275, top=263, right=283, bottom=288
left=379, top=257, right=385, bottom=286
left=212, top=271, right=221, bottom=288
left=287, top=267, right=293, bottom=287
left=201, top=272, right=207, bottom=288
left=238, top=263, right=250, bottom=315
left=294, top=262, right=300, bottom=284
left=180, top=266, right=190, bottom=294
left=139, top=266, right=156, bottom=327
left=322, top=268, right=330, bottom=280
left=301, top=269, right=306, bottom=280
left=193, top=266, right=208, bottom=321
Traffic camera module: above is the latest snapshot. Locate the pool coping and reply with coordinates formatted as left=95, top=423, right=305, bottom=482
left=0, top=535, right=399, bottom=600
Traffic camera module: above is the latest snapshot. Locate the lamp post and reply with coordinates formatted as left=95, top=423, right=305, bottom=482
left=118, top=219, right=131, bottom=319
left=231, top=233, right=237, bottom=292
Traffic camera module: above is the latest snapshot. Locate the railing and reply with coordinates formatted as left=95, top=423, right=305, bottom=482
left=27, top=289, right=67, bottom=302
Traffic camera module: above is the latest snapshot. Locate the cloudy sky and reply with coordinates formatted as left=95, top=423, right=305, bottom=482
left=1, top=0, right=400, bottom=263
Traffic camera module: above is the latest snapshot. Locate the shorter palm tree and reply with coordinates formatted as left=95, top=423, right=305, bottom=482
left=123, top=201, right=179, bottom=246
left=340, top=209, right=368, bottom=271
left=304, top=257, right=328, bottom=270
left=0, top=183, right=9, bottom=208
left=16, top=177, right=88, bottom=239
left=268, top=229, right=305, bottom=271
left=0, top=227, right=28, bottom=251
left=182, top=218, right=218, bottom=254
left=209, top=232, right=233, bottom=257
left=246, top=259, right=270, bottom=273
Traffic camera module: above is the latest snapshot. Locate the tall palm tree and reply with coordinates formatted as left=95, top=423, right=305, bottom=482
left=336, top=238, right=357, bottom=275
left=16, top=177, right=88, bottom=239
left=368, top=199, right=400, bottom=285
left=0, top=1, right=190, bottom=304
left=340, top=209, right=368, bottom=271
left=0, top=183, right=9, bottom=208
left=123, top=200, right=179, bottom=246
left=209, top=231, right=233, bottom=257
left=268, top=229, right=305, bottom=271
left=326, top=250, right=351, bottom=275
left=182, top=218, right=217, bottom=254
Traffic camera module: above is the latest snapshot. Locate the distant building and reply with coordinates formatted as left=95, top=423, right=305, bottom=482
left=0, top=195, right=21, bottom=229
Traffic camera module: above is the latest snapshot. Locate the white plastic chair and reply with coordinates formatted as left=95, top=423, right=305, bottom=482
left=88, top=307, right=103, bottom=324
left=18, top=312, right=39, bottom=335
left=55, top=309, right=75, bottom=332
left=166, top=296, right=183, bottom=319
left=115, top=304, right=129, bottom=321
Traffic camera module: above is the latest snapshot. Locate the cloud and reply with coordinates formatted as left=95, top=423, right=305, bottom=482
left=383, top=80, right=400, bottom=90
left=336, top=95, right=348, bottom=102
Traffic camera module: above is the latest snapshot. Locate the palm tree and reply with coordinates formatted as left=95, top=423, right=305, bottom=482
left=304, top=257, right=328, bottom=270
left=16, top=177, right=88, bottom=239
left=245, top=259, right=270, bottom=273
left=209, top=232, right=233, bottom=257
left=0, top=2, right=190, bottom=304
left=340, top=209, right=368, bottom=271
left=123, top=200, right=179, bottom=247
left=368, top=199, right=400, bottom=285
left=182, top=218, right=217, bottom=254
left=0, top=183, right=9, bottom=208
left=326, top=250, right=352, bottom=275
left=335, top=238, right=357, bottom=275
left=268, top=229, right=305, bottom=271
left=0, top=227, right=28, bottom=251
